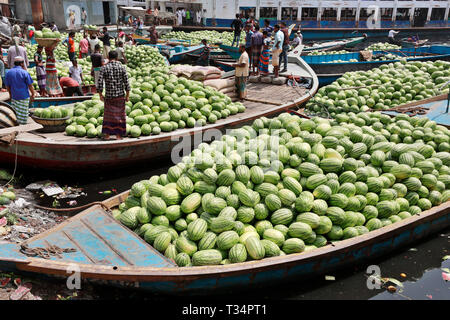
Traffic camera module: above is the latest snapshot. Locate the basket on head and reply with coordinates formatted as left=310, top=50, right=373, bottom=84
left=35, top=38, right=60, bottom=48
left=85, top=28, right=99, bottom=35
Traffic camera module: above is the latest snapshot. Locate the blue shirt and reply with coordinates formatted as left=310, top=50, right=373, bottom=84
left=245, top=30, right=253, bottom=48
left=5, top=66, right=33, bottom=100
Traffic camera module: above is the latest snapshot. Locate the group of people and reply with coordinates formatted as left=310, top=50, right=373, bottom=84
left=7, top=44, right=131, bottom=142
left=176, top=8, right=204, bottom=26
left=232, top=16, right=303, bottom=100
left=232, top=16, right=303, bottom=79
left=5, top=26, right=133, bottom=138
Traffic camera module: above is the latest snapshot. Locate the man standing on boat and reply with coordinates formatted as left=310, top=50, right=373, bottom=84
left=7, top=37, right=29, bottom=70
left=231, top=14, right=243, bottom=47
left=148, top=25, right=158, bottom=45
left=263, top=19, right=274, bottom=37
left=5, top=56, right=35, bottom=125
left=279, top=22, right=290, bottom=73
left=232, top=44, right=250, bottom=101
left=196, top=39, right=211, bottom=66
left=88, top=34, right=100, bottom=56
left=388, top=30, right=400, bottom=45
left=251, top=25, right=263, bottom=75
left=91, top=44, right=104, bottom=88
left=244, top=24, right=254, bottom=70
left=79, top=33, right=89, bottom=59
left=97, top=50, right=130, bottom=141
left=291, top=31, right=303, bottom=49
left=272, top=25, right=284, bottom=78
left=99, top=27, right=112, bottom=59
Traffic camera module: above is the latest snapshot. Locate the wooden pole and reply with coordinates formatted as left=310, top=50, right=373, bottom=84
left=30, top=0, right=44, bottom=28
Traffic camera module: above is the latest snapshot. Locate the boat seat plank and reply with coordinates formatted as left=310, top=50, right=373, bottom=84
left=24, top=208, right=176, bottom=268
left=82, top=210, right=176, bottom=268
left=383, top=97, right=450, bottom=127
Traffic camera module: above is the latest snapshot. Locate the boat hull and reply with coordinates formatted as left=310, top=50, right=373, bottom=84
left=307, top=46, right=450, bottom=85
left=1, top=197, right=448, bottom=295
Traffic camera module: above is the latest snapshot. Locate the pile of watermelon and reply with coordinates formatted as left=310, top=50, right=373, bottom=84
left=305, top=60, right=450, bottom=118
left=33, top=105, right=72, bottom=119
left=161, top=30, right=245, bottom=46
left=65, top=67, right=245, bottom=138
left=365, top=42, right=401, bottom=51
left=114, top=111, right=450, bottom=267
left=125, top=46, right=166, bottom=69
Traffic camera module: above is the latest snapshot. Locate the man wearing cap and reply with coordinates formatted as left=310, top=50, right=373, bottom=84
left=5, top=56, right=35, bottom=125
left=7, top=37, right=29, bottom=70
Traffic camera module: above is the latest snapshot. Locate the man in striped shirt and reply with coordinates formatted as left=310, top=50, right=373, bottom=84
left=97, top=50, right=130, bottom=140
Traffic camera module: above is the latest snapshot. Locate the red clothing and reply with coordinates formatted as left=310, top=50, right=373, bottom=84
left=60, top=77, right=79, bottom=88
left=68, top=37, right=75, bottom=53
left=45, top=48, right=57, bottom=73
left=281, top=28, right=289, bottom=46
left=79, top=38, right=89, bottom=53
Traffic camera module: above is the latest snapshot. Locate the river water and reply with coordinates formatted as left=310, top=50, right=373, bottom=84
left=3, top=31, right=450, bottom=300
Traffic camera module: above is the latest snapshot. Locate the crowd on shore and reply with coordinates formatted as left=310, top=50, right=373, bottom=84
left=3, top=24, right=141, bottom=142
left=231, top=14, right=303, bottom=100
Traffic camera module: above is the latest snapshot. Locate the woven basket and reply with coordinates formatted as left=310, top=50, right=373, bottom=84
left=35, top=38, right=60, bottom=48
left=85, top=28, right=99, bottom=35
left=30, top=114, right=69, bottom=133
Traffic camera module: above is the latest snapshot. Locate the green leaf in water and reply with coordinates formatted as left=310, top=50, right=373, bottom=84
left=442, top=255, right=450, bottom=261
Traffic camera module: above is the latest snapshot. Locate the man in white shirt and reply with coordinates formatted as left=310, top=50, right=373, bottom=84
left=232, top=44, right=249, bottom=101
left=181, top=8, right=186, bottom=25
left=88, top=35, right=100, bottom=55
left=272, top=25, right=284, bottom=78
left=69, top=59, right=83, bottom=86
left=291, top=31, right=303, bottom=49
left=388, top=30, right=400, bottom=45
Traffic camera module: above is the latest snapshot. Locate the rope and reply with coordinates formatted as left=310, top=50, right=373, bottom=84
left=20, top=242, right=77, bottom=259
left=0, top=138, right=18, bottom=189
left=33, top=201, right=111, bottom=215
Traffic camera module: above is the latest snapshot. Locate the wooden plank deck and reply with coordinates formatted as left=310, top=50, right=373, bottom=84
left=0, top=207, right=176, bottom=268
left=11, top=83, right=307, bottom=146
left=383, top=95, right=450, bottom=127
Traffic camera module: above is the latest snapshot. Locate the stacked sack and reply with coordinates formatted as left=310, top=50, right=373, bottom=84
left=204, top=78, right=237, bottom=102
left=170, top=65, right=224, bottom=81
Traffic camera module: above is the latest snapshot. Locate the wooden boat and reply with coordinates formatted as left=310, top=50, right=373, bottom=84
left=0, top=57, right=318, bottom=171
left=144, top=42, right=205, bottom=64
left=301, top=36, right=367, bottom=54
left=400, top=38, right=429, bottom=48
left=132, top=33, right=152, bottom=45
left=0, top=95, right=93, bottom=108
left=381, top=93, right=450, bottom=127
left=303, top=45, right=450, bottom=85
left=0, top=183, right=448, bottom=294
left=219, top=37, right=366, bottom=60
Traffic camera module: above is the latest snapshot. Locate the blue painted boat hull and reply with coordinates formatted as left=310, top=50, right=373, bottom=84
left=0, top=196, right=448, bottom=295
left=305, top=46, right=450, bottom=86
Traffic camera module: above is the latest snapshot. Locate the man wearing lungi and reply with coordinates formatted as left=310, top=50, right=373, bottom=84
left=5, top=56, right=35, bottom=125
left=97, top=50, right=130, bottom=141
left=232, top=44, right=250, bottom=101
